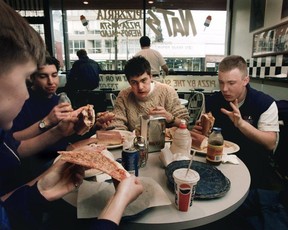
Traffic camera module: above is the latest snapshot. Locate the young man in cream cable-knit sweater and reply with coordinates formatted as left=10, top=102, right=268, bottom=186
left=107, top=56, right=189, bottom=131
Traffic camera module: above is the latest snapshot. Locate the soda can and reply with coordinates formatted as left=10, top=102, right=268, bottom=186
left=121, top=148, right=139, bottom=176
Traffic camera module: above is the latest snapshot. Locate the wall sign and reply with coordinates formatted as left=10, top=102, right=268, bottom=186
left=96, top=9, right=197, bottom=38
left=98, top=74, right=219, bottom=92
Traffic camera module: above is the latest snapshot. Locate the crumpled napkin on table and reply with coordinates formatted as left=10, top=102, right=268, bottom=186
left=159, top=143, right=190, bottom=167
left=221, top=154, right=239, bottom=164
left=76, top=177, right=171, bottom=219
left=160, top=142, right=239, bottom=165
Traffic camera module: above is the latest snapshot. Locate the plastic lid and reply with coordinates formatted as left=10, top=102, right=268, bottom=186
left=212, top=127, right=221, bottom=132
left=178, top=119, right=187, bottom=129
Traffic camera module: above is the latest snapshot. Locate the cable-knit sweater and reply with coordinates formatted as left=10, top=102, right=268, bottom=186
left=110, top=81, right=189, bottom=131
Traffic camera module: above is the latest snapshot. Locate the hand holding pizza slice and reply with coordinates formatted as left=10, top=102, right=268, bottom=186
left=73, top=104, right=96, bottom=135
left=58, top=148, right=130, bottom=181
left=96, top=111, right=115, bottom=124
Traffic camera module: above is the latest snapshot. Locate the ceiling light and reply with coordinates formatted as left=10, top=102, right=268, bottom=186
left=148, top=0, right=154, bottom=4
left=83, top=1, right=89, bottom=4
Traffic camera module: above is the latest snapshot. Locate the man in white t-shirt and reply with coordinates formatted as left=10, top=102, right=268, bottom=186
left=135, top=36, right=169, bottom=77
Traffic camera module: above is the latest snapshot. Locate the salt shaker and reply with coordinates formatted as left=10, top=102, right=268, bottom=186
left=134, top=136, right=148, bottom=168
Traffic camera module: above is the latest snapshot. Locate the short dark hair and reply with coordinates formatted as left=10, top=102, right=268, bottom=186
left=45, top=56, right=60, bottom=72
left=76, top=49, right=87, bottom=58
left=140, top=36, right=151, bottom=47
left=124, top=56, right=151, bottom=81
left=31, top=54, right=60, bottom=79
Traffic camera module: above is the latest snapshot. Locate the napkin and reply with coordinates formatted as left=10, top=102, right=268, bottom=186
left=159, top=143, right=174, bottom=167
left=76, top=177, right=171, bottom=218
left=159, top=143, right=190, bottom=167
left=221, top=154, right=239, bottom=164
left=160, top=142, right=239, bottom=165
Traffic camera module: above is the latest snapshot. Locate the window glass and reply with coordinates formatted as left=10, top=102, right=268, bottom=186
left=52, top=9, right=226, bottom=71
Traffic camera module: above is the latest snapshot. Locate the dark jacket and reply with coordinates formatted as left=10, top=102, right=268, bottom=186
left=206, top=84, right=276, bottom=189
left=66, top=56, right=101, bottom=91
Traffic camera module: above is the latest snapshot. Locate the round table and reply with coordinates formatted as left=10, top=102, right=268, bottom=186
left=63, top=149, right=250, bottom=230
left=117, top=152, right=250, bottom=230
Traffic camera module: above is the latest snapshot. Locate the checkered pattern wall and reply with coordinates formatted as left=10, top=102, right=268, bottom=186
left=247, top=54, right=288, bottom=78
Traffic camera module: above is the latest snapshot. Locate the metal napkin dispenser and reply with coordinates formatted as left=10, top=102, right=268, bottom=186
left=140, top=115, right=166, bottom=153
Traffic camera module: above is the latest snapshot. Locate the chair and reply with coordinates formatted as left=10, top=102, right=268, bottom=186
left=73, top=90, right=107, bottom=113
left=187, top=91, right=205, bottom=128
left=109, top=93, right=117, bottom=108
left=270, top=100, right=288, bottom=181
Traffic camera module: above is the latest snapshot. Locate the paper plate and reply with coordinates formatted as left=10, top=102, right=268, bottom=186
left=91, top=130, right=134, bottom=149
left=191, top=140, right=240, bottom=155
left=165, top=160, right=231, bottom=199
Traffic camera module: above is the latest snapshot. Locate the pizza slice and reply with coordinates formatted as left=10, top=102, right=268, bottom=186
left=58, top=149, right=130, bottom=181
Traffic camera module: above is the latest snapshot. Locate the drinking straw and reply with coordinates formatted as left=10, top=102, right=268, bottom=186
left=185, top=150, right=196, bottom=177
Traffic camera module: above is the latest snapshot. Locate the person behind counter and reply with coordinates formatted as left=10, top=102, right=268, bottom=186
left=194, top=55, right=279, bottom=189
left=106, top=56, right=189, bottom=131
left=0, top=2, right=143, bottom=229
left=135, top=36, right=169, bottom=77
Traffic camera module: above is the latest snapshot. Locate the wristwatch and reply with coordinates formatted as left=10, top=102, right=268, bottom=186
left=39, top=120, right=47, bottom=130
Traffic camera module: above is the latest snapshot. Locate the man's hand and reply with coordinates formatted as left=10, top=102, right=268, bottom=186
left=45, top=103, right=73, bottom=127
left=220, top=99, right=245, bottom=128
left=37, top=159, right=85, bottom=201
left=55, top=115, right=78, bottom=137
left=96, top=111, right=115, bottom=129
left=148, top=106, right=174, bottom=123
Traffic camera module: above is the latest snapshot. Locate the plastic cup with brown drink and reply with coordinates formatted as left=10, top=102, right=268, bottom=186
left=172, top=168, right=200, bottom=212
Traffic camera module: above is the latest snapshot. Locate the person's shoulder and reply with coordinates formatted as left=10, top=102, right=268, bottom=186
left=150, top=48, right=162, bottom=55
left=206, top=90, right=222, bottom=101
left=118, top=87, right=132, bottom=96
left=248, top=86, right=275, bottom=102
left=154, top=81, right=175, bottom=93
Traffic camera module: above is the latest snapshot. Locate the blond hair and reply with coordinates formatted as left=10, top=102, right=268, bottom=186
left=219, top=55, right=248, bottom=78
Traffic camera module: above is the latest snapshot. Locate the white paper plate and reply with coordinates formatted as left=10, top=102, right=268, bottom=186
left=191, top=140, right=240, bottom=155
left=91, top=130, right=134, bottom=149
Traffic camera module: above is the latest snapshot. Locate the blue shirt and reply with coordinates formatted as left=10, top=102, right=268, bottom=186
left=12, top=88, right=69, bottom=155
left=11, top=88, right=70, bottom=183
left=0, top=129, right=21, bottom=195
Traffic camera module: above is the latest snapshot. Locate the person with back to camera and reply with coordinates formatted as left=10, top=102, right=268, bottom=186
left=106, top=56, right=189, bottom=131
left=0, top=2, right=143, bottom=229
left=135, top=36, right=169, bottom=77
left=65, top=49, right=101, bottom=102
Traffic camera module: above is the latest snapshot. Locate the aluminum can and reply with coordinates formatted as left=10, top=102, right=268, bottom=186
left=121, top=148, right=139, bottom=176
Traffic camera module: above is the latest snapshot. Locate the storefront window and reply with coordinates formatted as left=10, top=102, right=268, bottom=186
left=69, top=40, right=85, bottom=54
left=52, top=9, right=226, bottom=72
